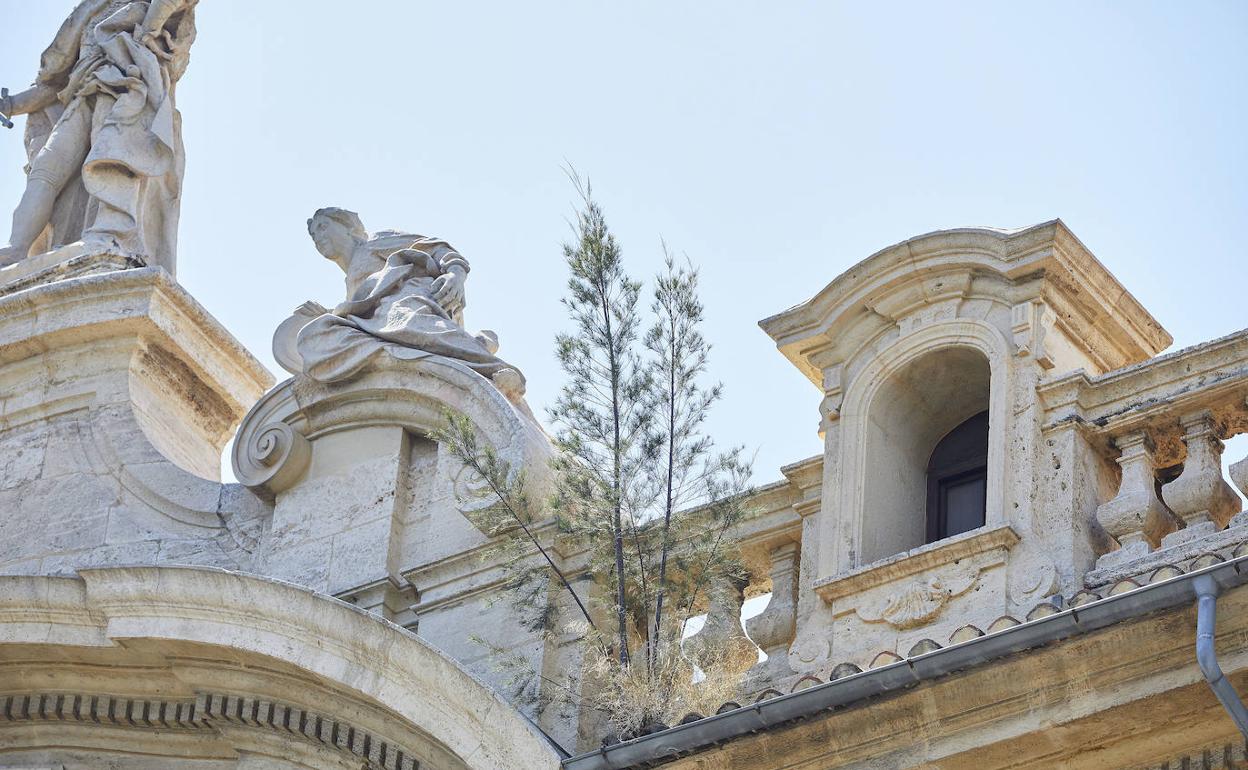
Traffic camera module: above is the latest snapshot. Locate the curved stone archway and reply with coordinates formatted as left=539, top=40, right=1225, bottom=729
left=0, top=566, right=562, bottom=770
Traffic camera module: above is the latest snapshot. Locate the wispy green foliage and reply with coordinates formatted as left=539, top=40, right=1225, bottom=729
left=549, top=170, right=653, bottom=668
left=434, top=172, right=754, bottom=735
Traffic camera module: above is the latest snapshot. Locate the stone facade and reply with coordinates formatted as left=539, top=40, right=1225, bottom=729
left=4, top=214, right=1245, bottom=770
left=2, top=6, right=1248, bottom=769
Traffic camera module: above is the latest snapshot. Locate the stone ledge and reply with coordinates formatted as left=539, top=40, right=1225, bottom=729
left=0, top=691, right=422, bottom=770
left=0, top=242, right=143, bottom=298
left=1085, top=515, right=1248, bottom=588
left=813, top=525, right=1020, bottom=602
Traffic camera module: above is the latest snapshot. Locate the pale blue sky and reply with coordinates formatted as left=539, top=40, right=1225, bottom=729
left=2, top=1, right=1246, bottom=484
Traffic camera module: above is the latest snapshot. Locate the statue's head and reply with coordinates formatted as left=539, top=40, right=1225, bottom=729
left=308, top=207, right=366, bottom=264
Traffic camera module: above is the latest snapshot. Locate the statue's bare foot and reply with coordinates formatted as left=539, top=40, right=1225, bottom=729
left=0, top=244, right=26, bottom=268
left=492, top=368, right=526, bottom=400
left=475, top=330, right=500, bottom=355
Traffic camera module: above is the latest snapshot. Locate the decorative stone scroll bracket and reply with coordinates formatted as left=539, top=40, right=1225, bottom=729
left=232, top=354, right=555, bottom=527
left=1011, top=299, right=1055, bottom=369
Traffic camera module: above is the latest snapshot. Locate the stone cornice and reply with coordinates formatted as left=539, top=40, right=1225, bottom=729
left=0, top=566, right=562, bottom=770
left=758, top=221, right=1170, bottom=386
left=0, top=266, right=271, bottom=411
left=233, top=361, right=555, bottom=528
left=1038, top=327, right=1248, bottom=440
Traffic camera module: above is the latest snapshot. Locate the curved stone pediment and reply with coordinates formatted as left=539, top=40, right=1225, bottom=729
left=0, top=566, right=563, bottom=770
left=759, top=221, right=1171, bottom=385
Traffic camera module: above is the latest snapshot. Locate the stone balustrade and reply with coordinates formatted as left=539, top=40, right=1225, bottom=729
left=1095, top=430, right=1182, bottom=565
left=1090, top=407, right=1247, bottom=582
left=1049, top=330, right=1248, bottom=586
left=742, top=541, right=799, bottom=684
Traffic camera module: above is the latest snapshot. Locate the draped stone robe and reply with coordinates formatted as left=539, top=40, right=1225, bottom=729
left=296, top=231, right=522, bottom=386
left=24, top=0, right=196, bottom=271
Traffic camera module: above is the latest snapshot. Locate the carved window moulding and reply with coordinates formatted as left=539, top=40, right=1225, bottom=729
left=813, top=524, right=1019, bottom=606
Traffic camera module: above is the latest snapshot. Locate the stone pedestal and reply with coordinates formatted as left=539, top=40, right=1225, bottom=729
left=0, top=263, right=273, bottom=576
left=264, top=423, right=410, bottom=594
left=234, top=355, right=556, bottom=611
left=0, top=242, right=143, bottom=299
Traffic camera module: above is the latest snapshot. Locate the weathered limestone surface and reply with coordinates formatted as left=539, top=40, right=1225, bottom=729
left=2, top=119, right=1247, bottom=770
left=751, top=221, right=1172, bottom=674
left=0, top=566, right=562, bottom=770
left=0, top=267, right=272, bottom=577
left=228, top=210, right=565, bottom=743
left=282, top=207, right=527, bottom=399
left=651, top=578, right=1248, bottom=770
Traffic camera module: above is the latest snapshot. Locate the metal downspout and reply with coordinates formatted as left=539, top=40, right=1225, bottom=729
left=1193, top=574, right=1248, bottom=738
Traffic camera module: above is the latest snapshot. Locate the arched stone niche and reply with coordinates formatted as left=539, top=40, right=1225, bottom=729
left=856, top=340, right=997, bottom=564
left=836, top=320, right=1011, bottom=573
left=763, top=223, right=1173, bottom=670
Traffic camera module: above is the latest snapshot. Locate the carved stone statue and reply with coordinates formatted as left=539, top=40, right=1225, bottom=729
left=282, top=207, right=526, bottom=399
left=0, top=0, right=198, bottom=271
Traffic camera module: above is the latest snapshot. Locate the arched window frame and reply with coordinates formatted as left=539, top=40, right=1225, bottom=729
left=824, top=319, right=1013, bottom=578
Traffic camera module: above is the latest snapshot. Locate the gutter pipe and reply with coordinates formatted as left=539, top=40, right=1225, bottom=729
left=1193, top=573, right=1248, bottom=738
left=564, top=556, right=1248, bottom=769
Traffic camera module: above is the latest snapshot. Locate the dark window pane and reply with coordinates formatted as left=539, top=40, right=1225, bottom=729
left=926, top=411, right=989, bottom=543
left=942, top=472, right=986, bottom=537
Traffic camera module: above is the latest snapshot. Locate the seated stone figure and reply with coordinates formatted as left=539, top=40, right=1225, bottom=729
left=291, top=208, right=526, bottom=399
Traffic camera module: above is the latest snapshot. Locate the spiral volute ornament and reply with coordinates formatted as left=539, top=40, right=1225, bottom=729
left=232, top=420, right=311, bottom=495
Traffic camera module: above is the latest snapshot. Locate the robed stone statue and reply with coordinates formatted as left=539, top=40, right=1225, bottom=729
left=0, top=0, right=198, bottom=271
left=276, top=207, right=527, bottom=400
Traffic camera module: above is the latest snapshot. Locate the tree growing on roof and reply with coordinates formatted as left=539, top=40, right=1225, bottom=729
left=432, top=171, right=753, bottom=738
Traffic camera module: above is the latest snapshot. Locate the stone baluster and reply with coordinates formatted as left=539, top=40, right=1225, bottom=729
left=1229, top=397, right=1248, bottom=527
left=685, top=573, right=757, bottom=676
left=1095, top=431, right=1181, bottom=567
left=744, top=542, right=800, bottom=684
left=1161, top=411, right=1241, bottom=546
left=1231, top=453, right=1248, bottom=512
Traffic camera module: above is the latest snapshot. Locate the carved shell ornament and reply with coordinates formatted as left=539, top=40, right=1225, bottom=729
left=879, top=578, right=949, bottom=629
left=450, top=458, right=499, bottom=514
left=855, top=561, right=980, bottom=629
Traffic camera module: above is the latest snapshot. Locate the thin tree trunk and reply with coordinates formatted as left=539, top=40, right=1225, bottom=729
left=601, top=283, right=631, bottom=668
left=651, top=315, right=678, bottom=669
